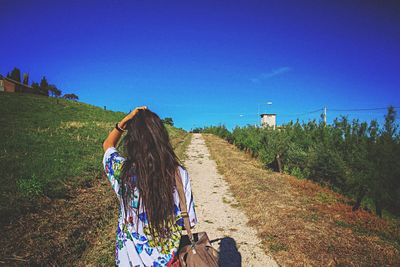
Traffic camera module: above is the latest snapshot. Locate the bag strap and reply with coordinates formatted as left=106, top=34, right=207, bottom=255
left=175, top=168, right=194, bottom=243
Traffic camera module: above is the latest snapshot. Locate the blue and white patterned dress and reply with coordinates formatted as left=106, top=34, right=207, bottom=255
left=103, top=147, right=197, bottom=267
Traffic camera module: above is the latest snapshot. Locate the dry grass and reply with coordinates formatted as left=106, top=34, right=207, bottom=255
left=203, top=134, right=400, bottom=266
left=58, top=121, right=114, bottom=131
left=0, top=175, right=117, bottom=266
left=0, top=130, right=191, bottom=266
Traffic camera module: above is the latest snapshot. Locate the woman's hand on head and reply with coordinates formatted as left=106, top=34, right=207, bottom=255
left=103, top=106, right=147, bottom=152
left=121, top=106, right=147, bottom=124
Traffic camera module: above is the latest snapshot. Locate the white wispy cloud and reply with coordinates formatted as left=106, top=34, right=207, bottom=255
left=251, top=67, right=292, bottom=83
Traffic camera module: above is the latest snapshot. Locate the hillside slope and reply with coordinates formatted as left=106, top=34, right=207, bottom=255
left=0, top=92, right=190, bottom=265
left=0, top=92, right=125, bottom=224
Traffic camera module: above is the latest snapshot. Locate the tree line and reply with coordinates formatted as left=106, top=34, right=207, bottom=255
left=199, top=107, right=400, bottom=218
left=4, top=67, right=79, bottom=101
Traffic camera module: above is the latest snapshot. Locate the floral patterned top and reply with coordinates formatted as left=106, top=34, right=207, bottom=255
left=103, top=147, right=197, bottom=267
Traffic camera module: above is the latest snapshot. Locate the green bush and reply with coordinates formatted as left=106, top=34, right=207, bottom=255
left=205, top=107, right=400, bottom=217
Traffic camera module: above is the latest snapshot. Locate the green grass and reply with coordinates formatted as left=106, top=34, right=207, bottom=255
left=165, top=124, right=192, bottom=161
left=0, top=92, right=187, bottom=226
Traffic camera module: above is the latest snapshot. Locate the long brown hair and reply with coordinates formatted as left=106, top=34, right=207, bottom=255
left=119, top=108, right=181, bottom=240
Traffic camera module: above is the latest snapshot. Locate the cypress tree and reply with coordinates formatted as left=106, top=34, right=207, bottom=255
left=23, top=73, right=29, bottom=85
left=10, top=67, right=21, bottom=82
left=39, top=76, right=49, bottom=96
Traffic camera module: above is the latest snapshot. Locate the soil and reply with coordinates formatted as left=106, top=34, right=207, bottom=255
left=185, top=134, right=278, bottom=267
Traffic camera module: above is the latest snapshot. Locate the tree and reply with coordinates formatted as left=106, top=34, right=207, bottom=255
left=63, top=93, right=79, bottom=101
left=29, top=81, right=44, bottom=95
left=48, top=84, right=61, bottom=98
left=162, top=117, right=174, bottom=126
left=22, top=73, right=29, bottom=85
left=31, top=82, right=40, bottom=90
left=54, top=88, right=62, bottom=98
left=383, top=106, right=397, bottom=139
left=39, top=76, right=49, bottom=96
left=373, top=106, right=399, bottom=217
left=192, top=127, right=204, bottom=133
left=10, top=67, right=21, bottom=82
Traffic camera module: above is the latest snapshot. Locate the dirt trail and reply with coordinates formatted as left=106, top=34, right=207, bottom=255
left=185, top=134, right=278, bottom=267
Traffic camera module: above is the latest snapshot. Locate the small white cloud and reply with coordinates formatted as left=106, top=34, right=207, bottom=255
left=261, top=67, right=292, bottom=78
left=251, top=67, right=292, bottom=83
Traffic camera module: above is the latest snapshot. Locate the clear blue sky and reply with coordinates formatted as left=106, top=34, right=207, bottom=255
left=1, top=0, right=399, bottom=130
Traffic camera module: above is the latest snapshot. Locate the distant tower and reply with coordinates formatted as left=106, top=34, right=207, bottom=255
left=260, top=113, right=276, bottom=129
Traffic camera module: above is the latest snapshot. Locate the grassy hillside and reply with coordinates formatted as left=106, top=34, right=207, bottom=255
left=0, top=92, right=128, bottom=224
left=0, top=92, right=191, bottom=265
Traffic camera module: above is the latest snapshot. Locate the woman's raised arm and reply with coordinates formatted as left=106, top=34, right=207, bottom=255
left=102, top=106, right=147, bottom=152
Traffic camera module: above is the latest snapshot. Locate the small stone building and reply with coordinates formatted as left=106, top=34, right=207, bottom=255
left=0, top=75, right=37, bottom=94
left=260, top=113, right=276, bottom=129
left=0, top=76, right=16, bottom=92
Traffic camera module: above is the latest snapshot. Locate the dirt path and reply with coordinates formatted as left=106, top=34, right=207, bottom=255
left=185, top=134, right=278, bottom=267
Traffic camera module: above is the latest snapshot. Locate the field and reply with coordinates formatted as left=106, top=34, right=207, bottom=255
left=1, top=91, right=399, bottom=266
left=202, top=112, right=400, bottom=220
left=0, top=92, right=190, bottom=265
left=203, top=133, right=400, bottom=266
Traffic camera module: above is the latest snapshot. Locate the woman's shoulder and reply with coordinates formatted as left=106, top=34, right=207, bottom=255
left=102, top=147, right=126, bottom=174
left=177, top=165, right=191, bottom=187
left=103, top=147, right=125, bottom=162
left=177, top=165, right=187, bottom=176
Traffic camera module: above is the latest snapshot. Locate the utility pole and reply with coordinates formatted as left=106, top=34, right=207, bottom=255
left=323, top=106, right=327, bottom=126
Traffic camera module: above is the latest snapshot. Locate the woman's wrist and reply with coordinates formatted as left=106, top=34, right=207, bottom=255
left=118, top=120, right=127, bottom=130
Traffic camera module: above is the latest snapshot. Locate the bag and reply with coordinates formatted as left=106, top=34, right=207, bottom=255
left=174, top=170, right=219, bottom=267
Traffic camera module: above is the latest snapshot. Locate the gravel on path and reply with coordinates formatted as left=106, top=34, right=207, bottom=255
left=185, top=134, right=279, bottom=267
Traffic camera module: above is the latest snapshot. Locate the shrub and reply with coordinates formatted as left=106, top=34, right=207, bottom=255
left=205, top=107, right=400, bottom=217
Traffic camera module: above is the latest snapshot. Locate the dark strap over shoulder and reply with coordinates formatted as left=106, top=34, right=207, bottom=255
left=175, top=168, right=194, bottom=243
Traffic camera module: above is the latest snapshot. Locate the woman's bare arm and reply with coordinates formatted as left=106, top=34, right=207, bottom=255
left=102, top=106, right=147, bottom=152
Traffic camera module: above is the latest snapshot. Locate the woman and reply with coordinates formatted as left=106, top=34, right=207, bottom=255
left=102, top=106, right=197, bottom=267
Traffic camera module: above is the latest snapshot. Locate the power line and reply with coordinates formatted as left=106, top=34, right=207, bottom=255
left=329, top=106, right=400, bottom=112
left=279, top=108, right=323, bottom=118
left=189, top=106, right=399, bottom=122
